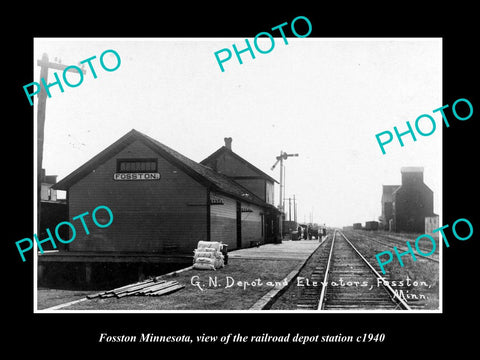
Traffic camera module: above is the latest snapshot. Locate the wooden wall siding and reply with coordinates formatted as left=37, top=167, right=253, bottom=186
left=240, top=202, right=263, bottom=247
left=68, top=140, right=208, bottom=254
left=234, top=178, right=266, bottom=202
left=216, top=152, right=260, bottom=177
left=209, top=192, right=237, bottom=250
left=265, top=181, right=274, bottom=205
left=212, top=152, right=275, bottom=205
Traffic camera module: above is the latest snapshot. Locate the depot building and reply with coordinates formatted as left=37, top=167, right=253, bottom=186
left=40, top=129, right=281, bottom=286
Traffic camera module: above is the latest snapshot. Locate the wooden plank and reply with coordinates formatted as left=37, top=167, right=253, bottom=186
left=143, top=282, right=181, bottom=296
left=88, top=280, right=154, bottom=299
left=131, top=281, right=173, bottom=295
left=137, top=281, right=175, bottom=295
left=86, top=291, right=105, bottom=299
left=134, top=282, right=176, bottom=296
left=148, top=284, right=185, bottom=296
left=107, top=279, right=154, bottom=294
left=131, top=280, right=167, bottom=292
left=116, top=281, right=161, bottom=297
left=100, top=292, right=116, bottom=298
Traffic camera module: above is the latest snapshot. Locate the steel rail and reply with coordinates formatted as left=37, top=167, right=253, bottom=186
left=338, top=230, right=411, bottom=310
left=356, top=232, right=439, bottom=263
left=317, top=230, right=337, bottom=310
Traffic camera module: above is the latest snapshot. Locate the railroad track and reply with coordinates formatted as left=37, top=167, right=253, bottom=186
left=296, top=235, right=333, bottom=310
left=351, top=231, right=439, bottom=263
left=297, top=230, right=410, bottom=310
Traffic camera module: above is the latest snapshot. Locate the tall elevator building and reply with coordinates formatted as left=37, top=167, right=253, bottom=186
left=391, top=167, right=435, bottom=233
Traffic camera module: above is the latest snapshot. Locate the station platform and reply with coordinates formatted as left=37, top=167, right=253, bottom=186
left=39, top=239, right=325, bottom=311
left=228, top=239, right=323, bottom=260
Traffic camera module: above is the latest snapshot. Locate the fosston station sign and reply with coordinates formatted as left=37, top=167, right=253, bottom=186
left=113, top=173, right=161, bottom=181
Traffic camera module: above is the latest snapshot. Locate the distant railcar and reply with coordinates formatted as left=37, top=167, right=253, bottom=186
left=365, top=221, right=379, bottom=231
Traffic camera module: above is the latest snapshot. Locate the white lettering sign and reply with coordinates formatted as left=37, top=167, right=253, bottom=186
left=113, top=173, right=161, bottom=181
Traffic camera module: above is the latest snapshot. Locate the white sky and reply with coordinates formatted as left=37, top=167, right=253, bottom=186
left=33, top=38, right=442, bottom=228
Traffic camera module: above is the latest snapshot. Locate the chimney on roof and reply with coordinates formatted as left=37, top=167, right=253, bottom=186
left=224, top=137, right=232, bottom=150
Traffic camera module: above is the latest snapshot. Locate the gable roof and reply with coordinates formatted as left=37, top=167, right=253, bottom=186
left=53, top=129, right=277, bottom=210
left=381, top=185, right=400, bottom=202
left=200, top=146, right=278, bottom=184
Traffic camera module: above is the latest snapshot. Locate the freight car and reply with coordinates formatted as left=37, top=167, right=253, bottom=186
left=365, top=221, right=379, bottom=231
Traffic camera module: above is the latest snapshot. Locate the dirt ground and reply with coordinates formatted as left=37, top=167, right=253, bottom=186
left=37, top=257, right=302, bottom=311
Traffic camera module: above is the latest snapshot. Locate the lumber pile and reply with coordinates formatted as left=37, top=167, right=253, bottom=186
left=87, top=279, right=184, bottom=299
left=193, top=241, right=225, bottom=270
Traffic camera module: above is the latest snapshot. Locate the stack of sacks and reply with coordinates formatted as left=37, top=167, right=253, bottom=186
left=193, top=241, right=225, bottom=270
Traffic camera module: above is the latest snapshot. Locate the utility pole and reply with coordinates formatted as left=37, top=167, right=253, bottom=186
left=271, top=150, right=298, bottom=240
left=271, top=150, right=299, bottom=212
left=288, top=197, right=292, bottom=222
left=36, top=53, right=86, bottom=230
left=283, top=165, right=286, bottom=211
left=293, top=195, right=297, bottom=223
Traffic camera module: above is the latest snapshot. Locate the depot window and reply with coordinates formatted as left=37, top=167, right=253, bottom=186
left=117, top=159, right=158, bottom=173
